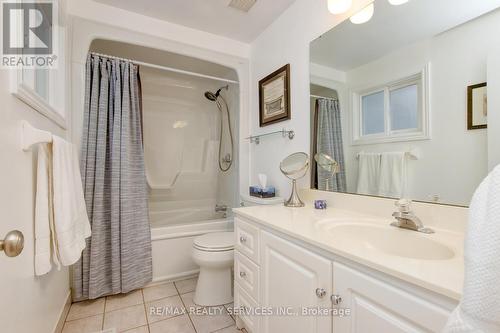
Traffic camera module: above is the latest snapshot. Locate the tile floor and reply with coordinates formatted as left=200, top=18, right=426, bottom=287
left=62, top=277, right=247, bottom=333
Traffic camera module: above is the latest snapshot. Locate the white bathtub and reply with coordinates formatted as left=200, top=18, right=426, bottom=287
left=150, top=218, right=234, bottom=284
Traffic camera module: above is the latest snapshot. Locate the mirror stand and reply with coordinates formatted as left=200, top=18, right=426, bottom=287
left=285, top=179, right=305, bottom=207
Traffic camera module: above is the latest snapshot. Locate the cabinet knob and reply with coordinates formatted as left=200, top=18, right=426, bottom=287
left=331, top=294, right=343, bottom=305
left=315, top=288, right=327, bottom=298
left=239, top=235, right=247, bottom=243
left=239, top=271, right=247, bottom=278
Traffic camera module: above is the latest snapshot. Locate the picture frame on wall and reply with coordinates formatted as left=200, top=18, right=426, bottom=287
left=259, top=64, right=291, bottom=127
left=467, top=82, right=487, bottom=130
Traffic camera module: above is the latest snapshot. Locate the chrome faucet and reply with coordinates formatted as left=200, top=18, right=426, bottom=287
left=390, top=199, right=434, bottom=234
left=215, top=204, right=228, bottom=213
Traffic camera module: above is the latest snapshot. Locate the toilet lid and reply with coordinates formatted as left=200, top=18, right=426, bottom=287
left=193, top=232, right=234, bottom=251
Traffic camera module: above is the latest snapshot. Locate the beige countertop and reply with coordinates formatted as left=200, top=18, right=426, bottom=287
left=233, top=203, right=464, bottom=301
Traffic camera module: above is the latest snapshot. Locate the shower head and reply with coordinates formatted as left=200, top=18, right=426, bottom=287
left=204, top=85, right=229, bottom=101
left=204, top=91, right=218, bottom=101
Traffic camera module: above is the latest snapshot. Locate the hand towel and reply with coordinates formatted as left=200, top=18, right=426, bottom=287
left=378, top=152, right=406, bottom=198
left=443, top=165, right=500, bottom=332
left=356, top=153, right=381, bottom=195
left=51, top=136, right=91, bottom=266
left=35, top=144, right=56, bottom=275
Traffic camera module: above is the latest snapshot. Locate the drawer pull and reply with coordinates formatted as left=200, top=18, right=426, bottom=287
left=331, top=294, right=343, bottom=305
left=239, top=271, right=247, bottom=278
left=239, top=235, right=247, bottom=243
left=316, top=288, right=327, bottom=298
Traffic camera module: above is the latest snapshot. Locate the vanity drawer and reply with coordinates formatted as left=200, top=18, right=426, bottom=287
left=235, top=283, right=260, bottom=333
left=235, top=251, right=260, bottom=302
left=235, top=218, right=260, bottom=263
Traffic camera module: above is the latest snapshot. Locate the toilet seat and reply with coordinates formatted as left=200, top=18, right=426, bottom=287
left=193, top=232, right=234, bottom=252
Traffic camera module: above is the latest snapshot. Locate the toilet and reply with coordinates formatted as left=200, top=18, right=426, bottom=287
left=192, top=231, right=235, bottom=306
left=192, top=195, right=284, bottom=306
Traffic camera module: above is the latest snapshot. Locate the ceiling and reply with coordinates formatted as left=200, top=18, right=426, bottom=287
left=310, top=0, right=500, bottom=72
left=93, top=0, right=296, bottom=42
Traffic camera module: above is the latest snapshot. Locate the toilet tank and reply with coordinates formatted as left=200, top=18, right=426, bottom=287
left=240, top=194, right=284, bottom=207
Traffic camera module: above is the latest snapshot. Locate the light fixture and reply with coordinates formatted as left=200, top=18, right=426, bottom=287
left=327, top=0, right=352, bottom=14
left=388, top=0, right=409, bottom=5
left=350, top=3, right=374, bottom=24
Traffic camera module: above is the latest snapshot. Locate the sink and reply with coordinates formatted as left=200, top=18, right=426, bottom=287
left=319, top=222, right=455, bottom=260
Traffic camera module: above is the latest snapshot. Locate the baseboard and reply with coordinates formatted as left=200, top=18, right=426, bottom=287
left=147, top=269, right=200, bottom=287
left=53, top=290, right=71, bottom=333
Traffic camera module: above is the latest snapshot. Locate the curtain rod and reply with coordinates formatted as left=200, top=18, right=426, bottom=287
left=310, top=94, right=337, bottom=101
left=89, top=52, right=239, bottom=85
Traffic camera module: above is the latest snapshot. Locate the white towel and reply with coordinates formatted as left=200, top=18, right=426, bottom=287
left=378, top=152, right=406, bottom=198
left=35, top=144, right=57, bottom=275
left=356, top=153, right=381, bottom=195
left=51, top=136, right=91, bottom=266
left=443, top=165, right=500, bottom=332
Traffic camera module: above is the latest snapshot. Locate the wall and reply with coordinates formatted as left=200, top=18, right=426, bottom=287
left=66, top=0, right=249, bottom=58
left=0, top=58, right=70, bottom=333
left=488, top=45, right=500, bottom=170
left=249, top=0, right=373, bottom=198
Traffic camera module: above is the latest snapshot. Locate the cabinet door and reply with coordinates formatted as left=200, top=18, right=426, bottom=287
left=261, top=231, right=332, bottom=333
left=333, top=262, right=452, bottom=333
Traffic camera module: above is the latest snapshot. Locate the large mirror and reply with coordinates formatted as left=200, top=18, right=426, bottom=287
left=310, top=0, right=500, bottom=206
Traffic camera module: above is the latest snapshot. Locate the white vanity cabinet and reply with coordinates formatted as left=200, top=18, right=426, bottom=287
left=333, top=262, right=452, bottom=333
left=234, top=216, right=456, bottom=333
left=260, top=230, right=332, bottom=333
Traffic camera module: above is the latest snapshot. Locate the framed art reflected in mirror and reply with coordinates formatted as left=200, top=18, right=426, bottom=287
left=467, top=82, right=487, bottom=130
left=259, top=64, right=290, bottom=127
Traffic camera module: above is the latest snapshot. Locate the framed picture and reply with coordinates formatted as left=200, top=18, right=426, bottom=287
left=467, top=82, right=487, bottom=130
left=259, top=64, right=290, bottom=127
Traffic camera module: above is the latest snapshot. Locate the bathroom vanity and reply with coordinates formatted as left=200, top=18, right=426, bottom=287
left=232, top=201, right=463, bottom=333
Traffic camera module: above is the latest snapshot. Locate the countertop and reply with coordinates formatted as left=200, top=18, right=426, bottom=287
left=233, top=203, right=464, bottom=301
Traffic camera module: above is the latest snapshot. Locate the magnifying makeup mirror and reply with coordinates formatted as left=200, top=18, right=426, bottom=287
left=314, top=153, right=340, bottom=191
left=280, top=152, right=309, bottom=207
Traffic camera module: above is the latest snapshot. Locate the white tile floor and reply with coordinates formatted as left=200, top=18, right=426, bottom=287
left=62, top=277, right=247, bottom=333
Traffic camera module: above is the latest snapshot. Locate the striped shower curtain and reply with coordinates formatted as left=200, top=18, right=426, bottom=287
left=316, top=98, right=347, bottom=192
left=72, top=54, right=152, bottom=301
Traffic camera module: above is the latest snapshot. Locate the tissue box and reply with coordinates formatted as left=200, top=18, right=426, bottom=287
left=249, top=186, right=276, bottom=198
left=314, top=200, right=327, bottom=210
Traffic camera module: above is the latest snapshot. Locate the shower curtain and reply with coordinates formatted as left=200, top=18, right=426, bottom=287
left=316, top=98, right=347, bottom=192
left=72, top=54, right=152, bottom=301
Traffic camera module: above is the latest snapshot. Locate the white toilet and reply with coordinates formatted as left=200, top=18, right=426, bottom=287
left=192, top=196, right=284, bottom=306
left=192, top=231, right=235, bottom=306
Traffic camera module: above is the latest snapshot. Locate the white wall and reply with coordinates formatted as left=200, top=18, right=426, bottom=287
left=66, top=0, right=249, bottom=58
left=488, top=45, right=500, bottom=170
left=249, top=0, right=373, bottom=198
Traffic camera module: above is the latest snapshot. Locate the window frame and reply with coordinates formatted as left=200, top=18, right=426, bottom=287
left=9, top=0, right=67, bottom=129
left=350, top=64, right=430, bottom=146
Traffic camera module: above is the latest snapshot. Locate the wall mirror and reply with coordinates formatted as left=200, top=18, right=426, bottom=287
left=310, top=0, right=500, bottom=206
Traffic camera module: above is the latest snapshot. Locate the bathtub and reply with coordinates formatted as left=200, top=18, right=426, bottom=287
left=150, top=217, right=234, bottom=284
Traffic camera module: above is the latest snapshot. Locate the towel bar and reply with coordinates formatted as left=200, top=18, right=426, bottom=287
left=356, top=148, right=421, bottom=160
left=21, top=120, right=53, bottom=151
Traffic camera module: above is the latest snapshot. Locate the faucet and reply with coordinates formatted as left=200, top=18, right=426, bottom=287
left=215, top=204, right=228, bottom=213
left=390, top=199, right=434, bottom=234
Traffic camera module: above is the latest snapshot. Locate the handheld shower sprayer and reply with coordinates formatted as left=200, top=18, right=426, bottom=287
left=204, top=85, right=234, bottom=172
